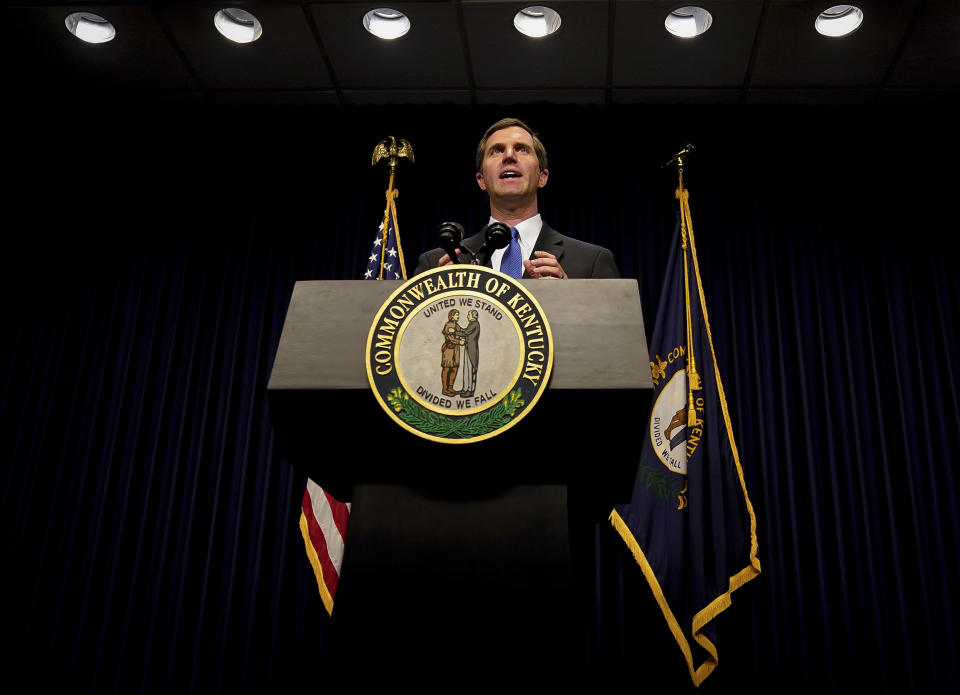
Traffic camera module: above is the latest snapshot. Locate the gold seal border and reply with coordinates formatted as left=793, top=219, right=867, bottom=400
left=364, top=265, right=554, bottom=445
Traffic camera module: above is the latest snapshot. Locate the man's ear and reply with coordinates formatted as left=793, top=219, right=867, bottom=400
left=538, top=168, right=549, bottom=189
left=476, top=170, right=487, bottom=192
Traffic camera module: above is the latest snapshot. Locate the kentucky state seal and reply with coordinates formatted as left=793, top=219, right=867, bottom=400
left=365, top=265, right=554, bottom=444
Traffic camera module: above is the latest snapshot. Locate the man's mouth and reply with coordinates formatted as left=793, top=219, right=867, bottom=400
left=500, top=170, right=521, bottom=179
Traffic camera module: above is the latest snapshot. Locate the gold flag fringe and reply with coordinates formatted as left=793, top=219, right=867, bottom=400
left=299, top=511, right=335, bottom=616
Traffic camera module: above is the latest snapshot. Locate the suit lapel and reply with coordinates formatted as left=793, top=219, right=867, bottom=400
left=526, top=222, right=564, bottom=278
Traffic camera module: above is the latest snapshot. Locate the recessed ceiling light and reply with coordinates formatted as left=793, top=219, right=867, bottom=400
left=513, top=6, right=562, bottom=38
left=214, top=8, right=263, bottom=44
left=815, top=5, right=863, bottom=37
left=363, top=8, right=411, bottom=40
left=664, top=6, right=713, bottom=38
left=64, top=12, right=116, bottom=44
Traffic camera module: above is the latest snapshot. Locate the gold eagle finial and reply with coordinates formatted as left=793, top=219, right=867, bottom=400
left=372, top=135, right=415, bottom=171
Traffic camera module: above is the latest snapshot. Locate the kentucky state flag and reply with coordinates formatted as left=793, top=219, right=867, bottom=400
left=611, top=187, right=761, bottom=686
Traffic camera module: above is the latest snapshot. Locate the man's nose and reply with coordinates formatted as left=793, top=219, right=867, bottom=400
left=503, top=147, right=518, bottom=162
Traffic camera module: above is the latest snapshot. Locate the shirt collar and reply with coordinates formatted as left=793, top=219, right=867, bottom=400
left=488, top=214, right=542, bottom=247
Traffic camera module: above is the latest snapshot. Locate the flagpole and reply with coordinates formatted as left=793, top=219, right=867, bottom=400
left=379, top=168, right=396, bottom=279
left=371, top=136, right=415, bottom=280
left=667, top=144, right=702, bottom=427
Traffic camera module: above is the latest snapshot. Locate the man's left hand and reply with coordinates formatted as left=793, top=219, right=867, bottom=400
left=524, top=252, right=566, bottom=279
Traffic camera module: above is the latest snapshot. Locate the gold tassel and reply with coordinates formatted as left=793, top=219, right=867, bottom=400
left=677, top=178, right=701, bottom=428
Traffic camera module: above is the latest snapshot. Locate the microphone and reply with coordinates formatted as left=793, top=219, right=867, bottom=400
left=437, top=221, right=465, bottom=264
left=474, top=222, right=511, bottom=266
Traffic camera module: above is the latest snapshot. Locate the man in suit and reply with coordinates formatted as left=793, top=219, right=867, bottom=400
left=414, top=117, right=620, bottom=279
left=411, top=118, right=618, bottom=676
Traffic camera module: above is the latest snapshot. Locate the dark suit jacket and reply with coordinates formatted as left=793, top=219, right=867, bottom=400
left=413, top=222, right=620, bottom=279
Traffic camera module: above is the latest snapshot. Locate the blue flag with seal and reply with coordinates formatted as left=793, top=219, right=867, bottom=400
left=611, top=180, right=761, bottom=686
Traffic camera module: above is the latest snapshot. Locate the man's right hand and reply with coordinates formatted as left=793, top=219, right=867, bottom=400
left=437, top=249, right=461, bottom=267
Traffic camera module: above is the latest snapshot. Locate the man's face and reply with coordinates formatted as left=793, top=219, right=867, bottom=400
left=476, top=126, right=548, bottom=205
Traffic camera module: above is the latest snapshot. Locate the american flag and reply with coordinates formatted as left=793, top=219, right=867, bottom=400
left=300, top=200, right=406, bottom=615
left=299, top=480, right=350, bottom=615
left=364, top=199, right=406, bottom=280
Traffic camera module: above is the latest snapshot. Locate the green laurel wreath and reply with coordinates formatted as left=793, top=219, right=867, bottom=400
left=386, top=387, right=525, bottom=439
left=640, top=464, right=685, bottom=501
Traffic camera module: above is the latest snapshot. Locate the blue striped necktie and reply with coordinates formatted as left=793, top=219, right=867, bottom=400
left=500, top=226, right=523, bottom=279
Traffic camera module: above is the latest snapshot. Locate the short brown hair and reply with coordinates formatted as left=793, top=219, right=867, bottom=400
left=475, top=118, right=548, bottom=172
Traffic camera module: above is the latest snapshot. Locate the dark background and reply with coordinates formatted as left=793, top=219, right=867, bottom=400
left=3, top=100, right=959, bottom=692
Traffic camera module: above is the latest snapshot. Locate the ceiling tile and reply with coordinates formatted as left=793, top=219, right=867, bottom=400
left=163, top=5, right=333, bottom=90
left=750, top=0, right=916, bottom=87
left=310, top=3, right=469, bottom=88
left=889, top=0, right=960, bottom=87
left=463, top=0, right=608, bottom=89
left=613, top=1, right=762, bottom=87
left=8, top=0, right=956, bottom=106
left=9, top=6, right=198, bottom=91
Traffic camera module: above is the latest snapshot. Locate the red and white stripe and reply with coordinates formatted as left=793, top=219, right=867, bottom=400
left=299, top=478, right=351, bottom=615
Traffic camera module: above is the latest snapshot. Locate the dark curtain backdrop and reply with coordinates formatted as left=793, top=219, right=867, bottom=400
left=3, top=102, right=957, bottom=693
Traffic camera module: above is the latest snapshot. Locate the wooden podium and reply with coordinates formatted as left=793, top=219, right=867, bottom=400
left=268, top=279, right=650, bottom=683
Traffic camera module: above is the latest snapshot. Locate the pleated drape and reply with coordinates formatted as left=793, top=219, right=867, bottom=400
left=3, top=103, right=957, bottom=693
